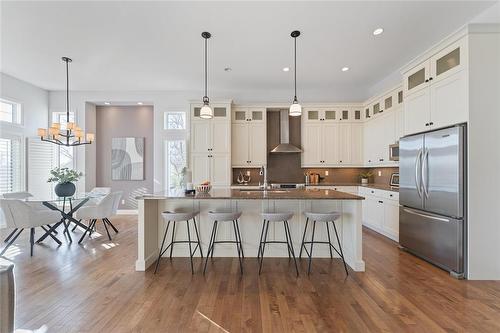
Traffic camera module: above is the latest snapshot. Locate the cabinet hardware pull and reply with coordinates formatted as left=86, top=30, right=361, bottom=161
left=425, top=123, right=429, bottom=126
left=429, top=77, right=433, bottom=81
left=379, top=158, right=384, bottom=161
left=378, top=200, right=384, bottom=204
left=425, top=79, right=429, bottom=83
left=429, top=122, right=434, bottom=125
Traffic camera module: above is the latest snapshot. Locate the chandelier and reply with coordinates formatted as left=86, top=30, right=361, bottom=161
left=37, top=57, right=94, bottom=146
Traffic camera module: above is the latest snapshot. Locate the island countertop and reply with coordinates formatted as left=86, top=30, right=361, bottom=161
left=137, top=187, right=364, bottom=200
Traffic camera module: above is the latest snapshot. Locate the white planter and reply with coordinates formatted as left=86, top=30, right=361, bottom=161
left=361, top=178, right=368, bottom=184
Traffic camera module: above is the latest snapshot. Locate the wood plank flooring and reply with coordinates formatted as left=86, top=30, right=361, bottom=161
left=1, top=215, right=500, bottom=332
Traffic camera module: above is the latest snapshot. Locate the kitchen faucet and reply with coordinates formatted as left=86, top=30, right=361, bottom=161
left=259, top=165, right=268, bottom=189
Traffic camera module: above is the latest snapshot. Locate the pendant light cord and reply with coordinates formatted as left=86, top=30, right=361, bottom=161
left=66, top=59, right=70, bottom=122
left=204, top=36, right=208, bottom=99
left=294, top=36, right=297, bottom=101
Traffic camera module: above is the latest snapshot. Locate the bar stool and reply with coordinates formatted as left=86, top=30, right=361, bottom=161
left=258, top=212, right=299, bottom=276
left=204, top=210, right=244, bottom=274
left=154, top=210, right=203, bottom=274
left=300, top=212, right=348, bottom=276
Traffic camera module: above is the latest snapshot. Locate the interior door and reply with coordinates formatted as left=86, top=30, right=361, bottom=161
left=423, top=126, right=464, bottom=218
left=399, top=134, right=424, bottom=210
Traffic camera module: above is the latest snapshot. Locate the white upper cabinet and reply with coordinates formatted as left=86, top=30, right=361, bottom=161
left=350, top=123, right=364, bottom=165
left=305, top=108, right=338, bottom=122
left=338, top=123, right=351, bottom=165
left=231, top=107, right=266, bottom=167
left=190, top=102, right=231, bottom=187
left=403, top=37, right=468, bottom=135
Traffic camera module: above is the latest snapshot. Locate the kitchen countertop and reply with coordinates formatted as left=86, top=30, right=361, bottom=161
left=231, top=183, right=399, bottom=192
left=138, top=188, right=364, bottom=200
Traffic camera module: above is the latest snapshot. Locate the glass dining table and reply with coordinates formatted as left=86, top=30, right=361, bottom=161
left=23, top=192, right=104, bottom=243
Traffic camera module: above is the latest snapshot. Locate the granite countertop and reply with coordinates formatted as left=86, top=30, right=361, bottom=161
left=138, top=188, right=364, bottom=200
left=231, top=183, right=399, bottom=192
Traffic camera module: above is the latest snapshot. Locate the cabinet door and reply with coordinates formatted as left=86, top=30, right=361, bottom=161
left=211, top=154, right=231, bottom=187
left=248, top=108, right=265, bottom=123
left=363, top=197, right=384, bottom=230
left=248, top=123, right=267, bottom=166
left=383, top=199, right=399, bottom=241
left=393, top=107, right=404, bottom=142
left=302, top=124, right=322, bottom=166
left=338, top=123, right=351, bottom=165
left=211, top=121, right=230, bottom=153
left=304, top=109, right=321, bottom=122
left=363, top=121, right=376, bottom=165
left=380, top=112, right=396, bottom=164
left=323, top=123, right=339, bottom=165
left=430, top=70, right=467, bottom=129
left=232, top=109, right=248, bottom=123
left=340, top=109, right=350, bottom=121
left=231, top=123, right=249, bottom=166
left=430, top=38, right=466, bottom=83
left=323, top=110, right=338, bottom=122
left=404, top=88, right=430, bottom=135
left=191, top=153, right=211, bottom=185
left=351, top=123, right=364, bottom=165
left=404, top=60, right=430, bottom=95
left=191, top=121, right=211, bottom=153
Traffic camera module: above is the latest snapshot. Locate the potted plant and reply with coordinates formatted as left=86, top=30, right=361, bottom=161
left=47, top=167, right=83, bottom=197
left=359, top=171, right=373, bottom=185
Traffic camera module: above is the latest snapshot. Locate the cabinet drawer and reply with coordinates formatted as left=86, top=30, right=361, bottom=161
left=381, top=191, right=399, bottom=201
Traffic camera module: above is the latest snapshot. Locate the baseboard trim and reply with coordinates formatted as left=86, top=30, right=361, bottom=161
left=117, top=209, right=138, bottom=215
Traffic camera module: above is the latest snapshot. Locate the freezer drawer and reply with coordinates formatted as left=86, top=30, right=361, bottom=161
left=399, top=207, right=464, bottom=274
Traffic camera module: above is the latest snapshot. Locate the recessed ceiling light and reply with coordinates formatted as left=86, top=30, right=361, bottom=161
left=373, top=28, right=384, bottom=36
left=282, top=67, right=290, bottom=72
left=224, top=67, right=232, bottom=72
left=137, top=102, right=143, bottom=105
left=104, top=102, right=110, bottom=105
left=341, top=67, right=350, bottom=72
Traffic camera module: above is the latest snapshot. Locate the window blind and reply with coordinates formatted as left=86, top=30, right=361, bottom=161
left=27, top=137, right=57, bottom=198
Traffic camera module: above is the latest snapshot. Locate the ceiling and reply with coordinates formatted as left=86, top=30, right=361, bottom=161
left=0, top=1, right=496, bottom=102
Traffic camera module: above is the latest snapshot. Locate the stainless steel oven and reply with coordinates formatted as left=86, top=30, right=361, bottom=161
left=389, top=143, right=399, bottom=161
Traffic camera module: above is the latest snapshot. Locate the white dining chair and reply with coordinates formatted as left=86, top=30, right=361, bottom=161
left=0, top=199, right=62, bottom=256
left=1, top=192, right=58, bottom=244
left=71, top=187, right=111, bottom=232
left=75, top=191, right=122, bottom=243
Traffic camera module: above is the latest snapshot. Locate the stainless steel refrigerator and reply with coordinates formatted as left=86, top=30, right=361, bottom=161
left=399, top=124, right=466, bottom=278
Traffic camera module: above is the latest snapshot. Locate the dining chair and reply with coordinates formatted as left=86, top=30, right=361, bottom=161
left=75, top=191, right=123, bottom=243
left=0, top=199, right=62, bottom=256
left=1, top=192, right=57, bottom=244
left=72, top=187, right=111, bottom=232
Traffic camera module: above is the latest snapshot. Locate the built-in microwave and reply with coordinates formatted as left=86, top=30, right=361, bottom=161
left=389, top=143, right=399, bottom=161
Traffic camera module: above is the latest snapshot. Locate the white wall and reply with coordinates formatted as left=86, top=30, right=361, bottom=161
left=0, top=72, right=49, bottom=135
left=49, top=90, right=202, bottom=193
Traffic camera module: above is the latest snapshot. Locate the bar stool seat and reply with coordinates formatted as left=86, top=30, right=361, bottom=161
left=261, top=212, right=294, bottom=222
left=300, top=211, right=348, bottom=276
left=154, top=210, right=203, bottom=274
left=304, top=212, right=341, bottom=222
left=258, top=212, right=298, bottom=276
left=204, top=210, right=244, bottom=274
left=162, top=210, right=199, bottom=221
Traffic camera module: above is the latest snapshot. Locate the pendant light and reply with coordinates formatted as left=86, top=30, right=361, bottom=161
left=289, top=30, right=302, bottom=117
left=200, top=31, right=213, bottom=119
left=37, top=57, right=94, bottom=146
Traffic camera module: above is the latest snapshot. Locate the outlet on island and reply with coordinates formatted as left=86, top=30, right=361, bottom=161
left=325, top=170, right=329, bottom=176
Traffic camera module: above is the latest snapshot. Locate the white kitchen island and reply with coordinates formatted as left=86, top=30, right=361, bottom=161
left=136, top=188, right=365, bottom=272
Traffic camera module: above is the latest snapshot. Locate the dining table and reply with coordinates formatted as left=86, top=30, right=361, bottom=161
left=22, top=192, right=104, bottom=244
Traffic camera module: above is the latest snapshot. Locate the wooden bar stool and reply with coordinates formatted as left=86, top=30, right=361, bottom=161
left=300, top=212, right=348, bottom=276
left=258, top=212, right=299, bottom=276
left=204, top=210, right=244, bottom=274
left=154, top=210, right=203, bottom=274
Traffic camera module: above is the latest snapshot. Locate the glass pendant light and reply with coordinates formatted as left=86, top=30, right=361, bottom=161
left=289, top=30, right=302, bottom=117
left=200, top=31, right=213, bottom=119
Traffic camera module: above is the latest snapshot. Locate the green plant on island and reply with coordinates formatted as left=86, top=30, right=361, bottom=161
left=359, top=171, right=373, bottom=180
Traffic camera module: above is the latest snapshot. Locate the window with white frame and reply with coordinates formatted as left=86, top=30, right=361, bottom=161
left=0, top=98, right=24, bottom=194
left=0, top=99, right=22, bottom=124
left=163, top=110, right=188, bottom=191
left=52, top=111, right=75, bottom=169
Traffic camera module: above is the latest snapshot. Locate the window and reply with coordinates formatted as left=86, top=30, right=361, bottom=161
left=0, top=137, right=22, bottom=194
left=52, top=111, right=75, bottom=168
left=165, top=140, right=186, bottom=190
left=0, top=99, right=21, bottom=124
left=164, top=112, right=186, bottom=130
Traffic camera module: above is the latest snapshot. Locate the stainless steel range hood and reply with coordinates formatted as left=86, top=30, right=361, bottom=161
left=270, top=110, right=302, bottom=153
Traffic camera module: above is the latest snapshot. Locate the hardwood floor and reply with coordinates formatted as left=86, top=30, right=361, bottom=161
left=2, top=216, right=500, bottom=332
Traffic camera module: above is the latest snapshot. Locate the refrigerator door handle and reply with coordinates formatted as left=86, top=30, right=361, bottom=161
left=403, top=208, right=450, bottom=223
left=415, top=149, right=423, bottom=198
left=422, top=148, right=430, bottom=198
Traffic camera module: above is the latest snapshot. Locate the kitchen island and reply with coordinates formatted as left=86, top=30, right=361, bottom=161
left=136, top=188, right=365, bottom=272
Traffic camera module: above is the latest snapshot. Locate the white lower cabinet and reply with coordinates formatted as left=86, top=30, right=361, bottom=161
left=359, top=187, right=399, bottom=241
left=191, top=153, right=231, bottom=187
